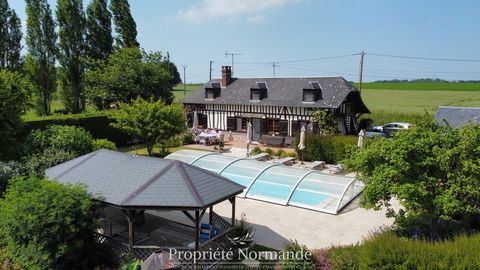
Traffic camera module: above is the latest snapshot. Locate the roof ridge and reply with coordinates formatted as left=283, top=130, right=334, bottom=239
left=120, top=159, right=176, bottom=205
left=176, top=161, right=205, bottom=206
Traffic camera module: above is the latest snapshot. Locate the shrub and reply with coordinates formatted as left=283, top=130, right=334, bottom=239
left=24, top=125, right=94, bottom=157
left=328, top=232, right=480, bottom=270
left=118, top=259, right=142, bottom=270
left=23, top=112, right=132, bottom=147
left=0, top=176, right=106, bottom=269
left=279, top=240, right=317, bottom=270
left=294, top=134, right=357, bottom=164
left=182, top=132, right=195, bottom=145
left=275, top=149, right=286, bottom=157
left=0, top=161, right=25, bottom=196
left=22, top=148, right=76, bottom=178
left=265, top=148, right=274, bottom=156
left=92, top=139, right=117, bottom=151
left=251, top=146, right=262, bottom=155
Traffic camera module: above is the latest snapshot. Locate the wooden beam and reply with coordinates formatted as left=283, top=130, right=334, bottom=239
left=195, top=210, right=200, bottom=251
left=126, top=209, right=137, bottom=252
left=229, top=196, right=236, bottom=228
left=209, top=206, right=213, bottom=224
left=182, top=210, right=196, bottom=224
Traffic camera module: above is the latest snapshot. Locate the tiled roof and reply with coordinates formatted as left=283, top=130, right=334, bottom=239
left=45, top=149, right=244, bottom=209
left=182, top=76, right=370, bottom=113
left=435, top=106, right=480, bottom=128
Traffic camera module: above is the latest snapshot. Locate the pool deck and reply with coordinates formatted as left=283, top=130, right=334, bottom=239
left=155, top=146, right=400, bottom=250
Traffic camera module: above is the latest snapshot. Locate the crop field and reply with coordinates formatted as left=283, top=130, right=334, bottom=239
left=356, top=82, right=480, bottom=91
left=173, top=83, right=203, bottom=101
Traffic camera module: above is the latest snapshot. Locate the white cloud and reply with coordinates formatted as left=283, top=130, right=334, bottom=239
left=177, top=0, right=298, bottom=23
left=246, top=15, right=266, bottom=24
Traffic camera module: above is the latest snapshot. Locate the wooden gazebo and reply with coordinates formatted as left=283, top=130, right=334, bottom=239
left=45, top=149, right=245, bottom=259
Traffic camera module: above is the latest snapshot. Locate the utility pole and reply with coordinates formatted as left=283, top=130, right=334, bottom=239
left=359, top=51, right=365, bottom=92
left=271, top=62, right=278, bottom=77
left=182, top=65, right=187, bottom=96
left=209, top=60, right=213, bottom=81
left=225, top=51, right=243, bottom=76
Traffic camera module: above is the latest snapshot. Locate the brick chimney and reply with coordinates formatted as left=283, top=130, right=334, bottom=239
left=222, top=66, right=232, bottom=87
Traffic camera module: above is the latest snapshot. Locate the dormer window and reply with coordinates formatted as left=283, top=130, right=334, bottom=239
left=303, top=82, right=322, bottom=102
left=205, top=82, right=221, bottom=100
left=251, top=89, right=262, bottom=101
left=250, top=82, right=267, bottom=101
left=205, top=89, right=215, bottom=99
left=303, top=89, right=315, bottom=102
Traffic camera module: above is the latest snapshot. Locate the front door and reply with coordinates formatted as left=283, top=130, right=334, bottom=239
left=252, top=118, right=262, bottom=142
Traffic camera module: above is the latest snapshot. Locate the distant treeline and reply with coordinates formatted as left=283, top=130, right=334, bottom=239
left=370, top=79, right=480, bottom=83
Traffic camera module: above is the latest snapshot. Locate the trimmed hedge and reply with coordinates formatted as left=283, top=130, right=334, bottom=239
left=294, top=134, right=357, bottom=164
left=22, top=112, right=131, bottom=147
left=328, top=232, right=480, bottom=270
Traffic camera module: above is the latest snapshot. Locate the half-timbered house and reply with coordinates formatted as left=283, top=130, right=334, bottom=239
left=182, top=66, right=370, bottom=143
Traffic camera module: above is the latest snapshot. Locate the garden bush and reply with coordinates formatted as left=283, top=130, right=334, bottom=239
left=328, top=232, right=480, bottom=270
left=23, top=148, right=76, bottom=177
left=294, top=134, right=357, bottom=164
left=92, top=139, right=117, bottom=151
left=0, top=176, right=108, bottom=269
left=0, top=161, right=25, bottom=196
left=23, top=112, right=131, bottom=147
left=24, top=125, right=94, bottom=157
left=279, top=240, right=317, bottom=270
left=251, top=146, right=263, bottom=155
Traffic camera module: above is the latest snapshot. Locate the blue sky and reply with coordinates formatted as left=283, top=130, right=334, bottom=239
left=9, top=0, right=480, bottom=83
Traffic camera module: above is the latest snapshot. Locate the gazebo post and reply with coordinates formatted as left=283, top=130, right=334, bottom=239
left=194, top=210, right=200, bottom=251
left=229, top=196, right=236, bottom=228
left=125, top=209, right=137, bottom=253
left=209, top=206, right=213, bottom=224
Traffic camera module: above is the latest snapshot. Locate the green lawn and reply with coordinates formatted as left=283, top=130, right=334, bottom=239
left=355, top=82, right=480, bottom=91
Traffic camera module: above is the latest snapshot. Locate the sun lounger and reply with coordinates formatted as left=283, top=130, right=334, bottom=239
left=248, top=153, right=269, bottom=161
left=305, top=161, right=326, bottom=170
left=274, top=157, right=295, bottom=165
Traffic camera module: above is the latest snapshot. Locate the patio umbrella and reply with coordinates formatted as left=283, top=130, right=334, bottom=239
left=246, top=121, right=252, bottom=156
left=357, top=129, right=365, bottom=148
left=298, top=126, right=306, bottom=164
left=192, top=111, right=199, bottom=134
left=142, top=251, right=179, bottom=270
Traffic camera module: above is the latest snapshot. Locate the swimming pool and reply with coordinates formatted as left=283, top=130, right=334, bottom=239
left=166, top=150, right=364, bottom=214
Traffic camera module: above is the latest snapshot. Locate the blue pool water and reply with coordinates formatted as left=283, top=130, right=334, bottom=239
left=247, top=181, right=293, bottom=202
left=289, top=189, right=327, bottom=206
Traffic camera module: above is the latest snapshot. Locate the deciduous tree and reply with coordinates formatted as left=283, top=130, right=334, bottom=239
left=343, top=119, right=480, bottom=236
left=25, top=0, right=57, bottom=116
left=0, top=0, right=22, bottom=70
left=0, top=70, right=28, bottom=160
left=57, top=0, right=87, bottom=113
left=86, top=0, right=113, bottom=61
left=111, top=98, right=186, bottom=156
left=0, top=176, right=105, bottom=269
left=85, top=47, right=174, bottom=109
left=110, top=0, right=139, bottom=48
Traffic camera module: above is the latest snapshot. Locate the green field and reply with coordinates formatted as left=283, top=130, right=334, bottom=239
left=172, top=83, right=203, bottom=101
left=355, top=82, right=480, bottom=91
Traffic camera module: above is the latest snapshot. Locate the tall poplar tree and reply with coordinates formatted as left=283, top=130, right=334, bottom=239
left=57, top=0, right=87, bottom=113
left=0, top=0, right=22, bottom=70
left=25, top=0, right=57, bottom=116
left=86, top=0, right=112, bottom=61
left=110, top=0, right=139, bottom=48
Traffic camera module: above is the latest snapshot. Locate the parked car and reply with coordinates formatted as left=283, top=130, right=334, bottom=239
left=372, top=122, right=412, bottom=136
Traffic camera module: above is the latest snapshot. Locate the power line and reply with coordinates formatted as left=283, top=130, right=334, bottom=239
left=368, top=53, right=480, bottom=62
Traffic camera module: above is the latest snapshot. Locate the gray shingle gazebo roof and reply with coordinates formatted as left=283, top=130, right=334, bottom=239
left=435, top=106, right=480, bottom=128
left=45, top=149, right=245, bottom=209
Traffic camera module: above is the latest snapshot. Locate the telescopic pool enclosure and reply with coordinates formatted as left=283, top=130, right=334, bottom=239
left=166, top=150, right=364, bottom=214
